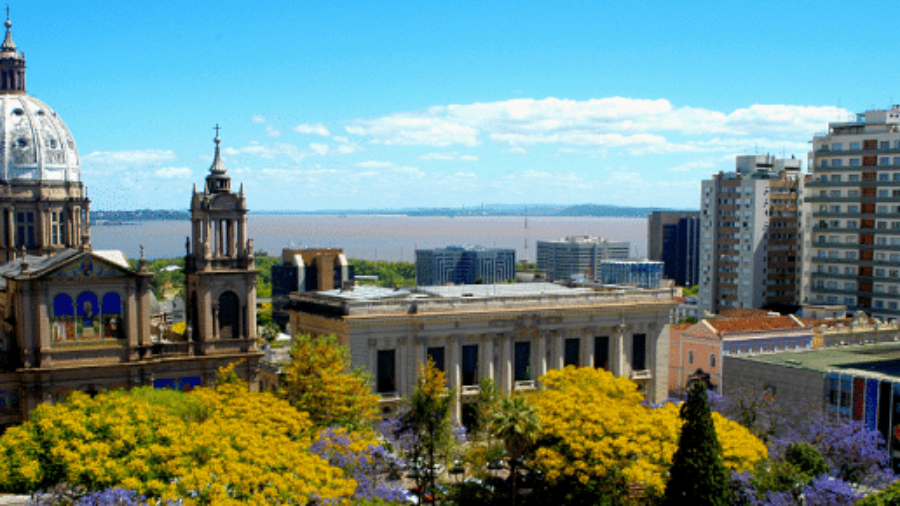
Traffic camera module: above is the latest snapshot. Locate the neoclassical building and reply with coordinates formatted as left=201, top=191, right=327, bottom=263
left=286, top=283, right=676, bottom=419
left=0, top=17, right=260, bottom=430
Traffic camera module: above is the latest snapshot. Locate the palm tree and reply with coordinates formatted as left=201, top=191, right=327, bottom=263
left=491, top=395, right=541, bottom=506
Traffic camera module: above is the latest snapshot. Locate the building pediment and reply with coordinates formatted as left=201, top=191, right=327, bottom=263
left=2, top=249, right=140, bottom=282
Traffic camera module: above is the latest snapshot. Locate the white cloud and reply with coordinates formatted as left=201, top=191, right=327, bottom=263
left=224, top=142, right=308, bottom=163
left=346, top=97, right=849, bottom=149
left=336, top=142, right=364, bottom=155
left=310, top=143, right=329, bottom=156
left=153, top=166, right=193, bottom=179
left=266, top=125, right=282, bottom=138
left=356, top=160, right=394, bottom=169
left=252, top=114, right=267, bottom=124
left=293, top=123, right=331, bottom=137
left=84, top=149, right=177, bottom=166
left=420, top=152, right=479, bottom=161
left=345, top=116, right=480, bottom=147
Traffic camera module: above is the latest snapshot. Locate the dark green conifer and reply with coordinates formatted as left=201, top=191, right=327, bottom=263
left=663, top=381, right=732, bottom=506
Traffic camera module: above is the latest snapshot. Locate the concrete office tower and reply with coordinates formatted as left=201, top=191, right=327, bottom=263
left=416, top=246, right=516, bottom=286
left=536, top=236, right=630, bottom=282
left=698, top=155, right=803, bottom=316
left=648, top=211, right=700, bottom=287
left=804, top=106, right=900, bottom=321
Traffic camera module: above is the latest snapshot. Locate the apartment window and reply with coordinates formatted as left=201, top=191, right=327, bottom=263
left=564, top=338, right=580, bottom=367
left=879, top=190, right=890, bottom=198
left=595, top=336, right=610, bottom=371
left=833, top=143, right=844, bottom=151
left=850, top=142, right=861, bottom=150
left=850, top=158, right=861, bottom=167
left=632, top=334, right=647, bottom=371
left=895, top=173, right=900, bottom=181
left=848, top=205, right=860, bottom=213
left=880, top=173, right=890, bottom=182
left=427, top=347, right=445, bottom=372
left=821, top=160, right=829, bottom=168
left=377, top=350, right=396, bottom=394
left=845, top=297, right=856, bottom=306
left=849, top=174, right=860, bottom=182
left=832, top=160, right=844, bottom=168
left=890, top=302, right=899, bottom=310
left=894, top=157, right=900, bottom=165
left=848, top=190, right=860, bottom=197
left=879, top=206, right=889, bottom=214
left=882, top=141, right=891, bottom=150
left=881, top=157, right=891, bottom=166
left=461, top=345, right=478, bottom=386
left=514, top=342, right=531, bottom=382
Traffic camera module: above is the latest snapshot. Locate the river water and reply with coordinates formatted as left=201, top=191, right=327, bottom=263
left=90, top=215, right=649, bottom=262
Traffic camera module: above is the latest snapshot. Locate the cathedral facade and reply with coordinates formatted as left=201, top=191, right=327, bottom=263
left=0, top=17, right=260, bottom=430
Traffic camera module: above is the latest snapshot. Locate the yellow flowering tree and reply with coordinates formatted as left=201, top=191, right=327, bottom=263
left=530, top=367, right=767, bottom=500
left=0, top=368, right=357, bottom=505
left=280, top=333, right=380, bottom=431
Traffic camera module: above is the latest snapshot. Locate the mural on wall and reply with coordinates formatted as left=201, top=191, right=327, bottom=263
left=153, top=376, right=202, bottom=392
left=50, top=259, right=121, bottom=280
left=51, top=291, right=123, bottom=342
left=0, top=389, right=19, bottom=413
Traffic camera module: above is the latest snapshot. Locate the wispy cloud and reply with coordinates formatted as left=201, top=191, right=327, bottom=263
left=293, top=123, right=331, bottom=137
left=84, top=149, right=177, bottom=166
left=266, top=125, right=282, bottom=137
left=224, top=142, right=308, bottom=163
left=154, top=167, right=193, bottom=179
left=420, top=152, right=479, bottom=161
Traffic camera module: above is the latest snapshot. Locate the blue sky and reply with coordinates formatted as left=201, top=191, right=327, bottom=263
left=13, top=1, right=900, bottom=210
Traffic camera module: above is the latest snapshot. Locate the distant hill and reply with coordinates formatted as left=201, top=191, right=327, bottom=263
left=91, top=210, right=190, bottom=223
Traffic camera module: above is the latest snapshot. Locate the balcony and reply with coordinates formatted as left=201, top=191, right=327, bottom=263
left=514, top=380, right=537, bottom=391
left=631, top=370, right=652, bottom=380
left=461, top=385, right=481, bottom=396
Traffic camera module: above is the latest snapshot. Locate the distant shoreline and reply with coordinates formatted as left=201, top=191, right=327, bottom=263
left=91, top=205, right=697, bottom=222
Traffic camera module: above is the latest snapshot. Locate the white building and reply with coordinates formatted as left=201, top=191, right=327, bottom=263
left=285, top=282, right=676, bottom=418
left=537, top=236, right=630, bottom=282
left=698, top=155, right=803, bottom=316
left=803, top=106, right=900, bottom=322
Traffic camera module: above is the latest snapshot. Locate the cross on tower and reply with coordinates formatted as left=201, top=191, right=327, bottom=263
left=214, top=124, right=221, bottom=137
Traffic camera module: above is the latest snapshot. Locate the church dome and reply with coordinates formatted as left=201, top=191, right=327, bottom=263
left=0, top=15, right=80, bottom=183
left=0, top=95, right=80, bottom=182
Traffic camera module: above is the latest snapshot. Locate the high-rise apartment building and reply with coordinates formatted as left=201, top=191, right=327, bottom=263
left=416, top=246, right=516, bottom=286
left=648, top=211, right=700, bottom=287
left=698, top=155, right=803, bottom=316
left=537, top=236, right=630, bottom=281
left=804, top=106, right=900, bottom=321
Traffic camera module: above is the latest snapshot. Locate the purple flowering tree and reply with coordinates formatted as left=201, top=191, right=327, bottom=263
left=310, top=427, right=409, bottom=504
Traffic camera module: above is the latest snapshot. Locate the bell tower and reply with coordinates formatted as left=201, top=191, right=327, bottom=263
left=184, top=127, right=257, bottom=350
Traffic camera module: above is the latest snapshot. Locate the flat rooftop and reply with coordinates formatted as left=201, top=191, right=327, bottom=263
left=291, top=282, right=677, bottom=317
left=739, top=341, right=900, bottom=381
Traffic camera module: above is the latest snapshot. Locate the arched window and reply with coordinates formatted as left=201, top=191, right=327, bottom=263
left=710, top=354, right=716, bottom=368
left=217, top=291, right=240, bottom=339
left=75, top=292, right=100, bottom=340
left=101, top=292, right=122, bottom=339
left=51, top=293, right=74, bottom=342
left=688, top=350, right=694, bottom=365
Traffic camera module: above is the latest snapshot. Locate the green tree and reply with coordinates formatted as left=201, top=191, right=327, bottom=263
left=279, top=333, right=379, bottom=430
left=663, top=382, right=731, bottom=506
left=401, top=359, right=455, bottom=506
left=491, top=395, right=540, bottom=506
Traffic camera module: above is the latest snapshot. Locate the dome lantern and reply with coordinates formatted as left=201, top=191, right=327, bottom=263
left=0, top=8, right=26, bottom=95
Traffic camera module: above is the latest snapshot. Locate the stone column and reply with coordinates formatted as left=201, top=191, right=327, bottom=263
left=450, top=336, right=461, bottom=420
left=499, top=334, right=511, bottom=393
left=537, top=334, right=548, bottom=380
left=614, top=324, right=627, bottom=377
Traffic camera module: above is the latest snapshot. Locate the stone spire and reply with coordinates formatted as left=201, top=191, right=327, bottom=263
left=0, top=8, right=25, bottom=94
left=205, top=125, right=231, bottom=193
